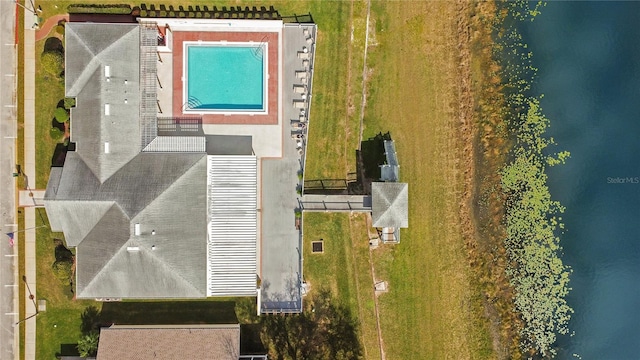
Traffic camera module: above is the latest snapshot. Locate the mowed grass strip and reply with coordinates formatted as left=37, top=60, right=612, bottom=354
left=304, top=1, right=357, bottom=180
left=34, top=214, right=100, bottom=359
left=34, top=36, right=64, bottom=189
left=364, top=1, right=493, bottom=359
left=302, top=212, right=380, bottom=360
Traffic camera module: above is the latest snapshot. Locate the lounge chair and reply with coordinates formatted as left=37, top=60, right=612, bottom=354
left=297, top=51, right=310, bottom=60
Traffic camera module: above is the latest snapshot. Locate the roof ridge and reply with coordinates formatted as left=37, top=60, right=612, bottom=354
left=140, top=245, right=205, bottom=297
left=78, top=244, right=205, bottom=298
left=66, top=25, right=139, bottom=96
left=129, top=155, right=206, bottom=217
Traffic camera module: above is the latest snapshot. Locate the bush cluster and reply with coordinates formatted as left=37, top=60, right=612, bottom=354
left=67, top=4, right=131, bottom=14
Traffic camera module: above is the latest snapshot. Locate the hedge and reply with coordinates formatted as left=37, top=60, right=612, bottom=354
left=67, top=4, right=132, bottom=14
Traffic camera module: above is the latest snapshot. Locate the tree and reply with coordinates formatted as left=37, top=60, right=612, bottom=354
left=41, top=51, right=64, bottom=77
left=80, top=306, right=101, bottom=334
left=260, top=288, right=362, bottom=360
left=54, top=107, right=69, bottom=123
left=77, top=331, right=99, bottom=357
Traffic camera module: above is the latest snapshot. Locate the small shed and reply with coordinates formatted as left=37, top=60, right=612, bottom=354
left=372, top=182, right=408, bottom=228
left=372, top=182, right=408, bottom=243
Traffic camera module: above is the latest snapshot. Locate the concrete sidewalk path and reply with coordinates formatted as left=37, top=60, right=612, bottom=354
left=23, top=7, right=38, bottom=360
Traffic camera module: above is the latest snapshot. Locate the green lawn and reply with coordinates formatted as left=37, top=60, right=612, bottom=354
left=34, top=35, right=65, bottom=189
left=34, top=214, right=99, bottom=359
left=302, top=213, right=380, bottom=359
left=361, top=2, right=494, bottom=359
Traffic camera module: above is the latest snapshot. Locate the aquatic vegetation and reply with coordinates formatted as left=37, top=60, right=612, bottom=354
left=501, top=99, right=572, bottom=358
left=493, top=2, right=573, bottom=357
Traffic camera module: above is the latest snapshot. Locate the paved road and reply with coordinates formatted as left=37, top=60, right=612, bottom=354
left=0, top=0, right=18, bottom=359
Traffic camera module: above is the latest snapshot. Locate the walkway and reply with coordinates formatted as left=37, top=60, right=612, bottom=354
left=35, top=14, right=68, bottom=42
left=299, top=194, right=372, bottom=212
left=23, top=6, right=38, bottom=360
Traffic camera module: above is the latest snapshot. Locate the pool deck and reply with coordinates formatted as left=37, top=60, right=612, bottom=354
left=172, top=31, right=279, bottom=125
left=259, top=23, right=316, bottom=313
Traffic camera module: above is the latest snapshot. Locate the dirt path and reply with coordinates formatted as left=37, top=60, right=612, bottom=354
left=357, top=0, right=372, bottom=149
left=355, top=1, right=386, bottom=358
left=36, top=14, right=68, bottom=42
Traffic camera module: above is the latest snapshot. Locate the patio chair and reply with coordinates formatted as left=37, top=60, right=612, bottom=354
left=293, top=100, right=307, bottom=109
left=297, top=51, right=310, bottom=60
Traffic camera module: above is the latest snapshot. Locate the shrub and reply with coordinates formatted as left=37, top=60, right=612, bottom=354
left=41, top=51, right=64, bottom=77
left=54, top=107, right=69, bottom=123
left=77, top=331, right=99, bottom=358
left=49, top=127, right=64, bottom=141
left=55, top=24, right=65, bottom=36
left=67, top=4, right=131, bottom=14
left=51, top=259, right=73, bottom=282
left=64, top=97, right=76, bottom=109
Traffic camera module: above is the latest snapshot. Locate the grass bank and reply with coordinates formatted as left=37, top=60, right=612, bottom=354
left=302, top=213, right=380, bottom=360
left=361, top=1, right=494, bottom=358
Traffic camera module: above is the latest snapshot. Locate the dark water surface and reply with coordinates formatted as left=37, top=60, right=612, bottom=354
left=521, top=2, right=640, bottom=359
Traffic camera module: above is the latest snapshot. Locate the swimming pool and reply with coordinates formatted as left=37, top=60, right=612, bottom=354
left=184, top=42, right=266, bottom=113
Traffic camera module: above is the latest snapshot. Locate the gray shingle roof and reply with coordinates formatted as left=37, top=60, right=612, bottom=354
left=48, top=153, right=208, bottom=299
left=46, top=22, right=258, bottom=300
left=372, top=182, right=409, bottom=228
left=66, top=23, right=141, bottom=183
left=69, top=155, right=208, bottom=299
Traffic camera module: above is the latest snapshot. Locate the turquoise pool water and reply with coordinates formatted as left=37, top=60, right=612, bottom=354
left=186, top=45, right=264, bottom=111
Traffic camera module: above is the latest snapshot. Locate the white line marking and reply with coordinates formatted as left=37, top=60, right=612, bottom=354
left=4, top=313, right=17, bottom=316
left=4, top=285, right=17, bottom=287
left=4, top=255, right=17, bottom=257
left=4, top=224, right=17, bottom=227
left=3, top=136, right=16, bottom=139
left=4, top=44, right=15, bottom=46
left=4, top=105, right=16, bottom=108
left=5, top=74, right=15, bottom=77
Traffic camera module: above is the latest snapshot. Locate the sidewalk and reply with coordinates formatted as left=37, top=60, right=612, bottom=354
left=23, top=8, right=38, bottom=360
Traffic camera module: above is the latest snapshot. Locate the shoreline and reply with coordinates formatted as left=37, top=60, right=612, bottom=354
left=456, top=1, right=523, bottom=358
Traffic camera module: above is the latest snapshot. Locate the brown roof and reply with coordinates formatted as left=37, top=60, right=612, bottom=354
left=96, top=324, right=240, bottom=360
